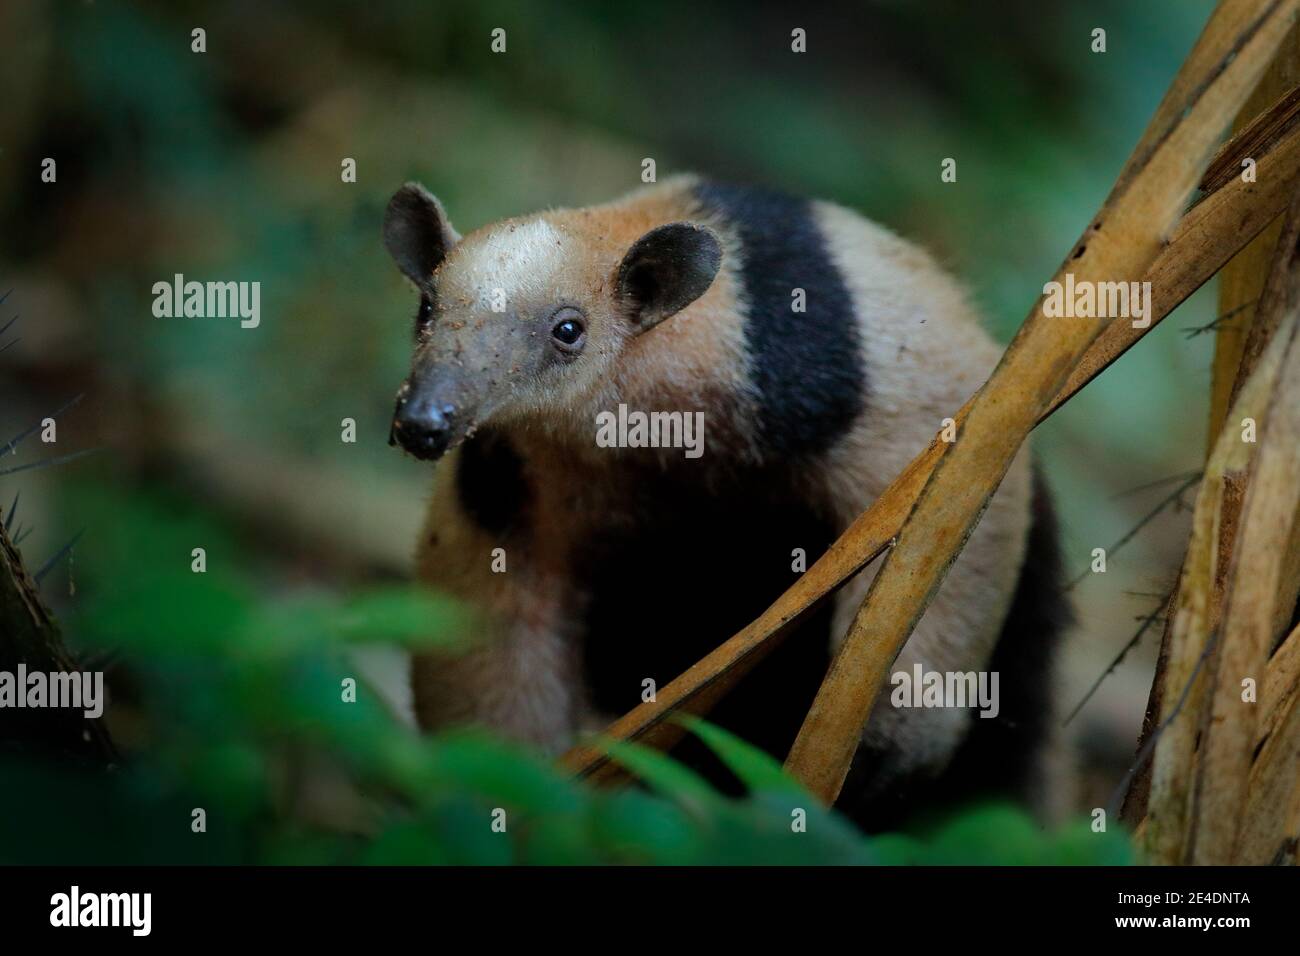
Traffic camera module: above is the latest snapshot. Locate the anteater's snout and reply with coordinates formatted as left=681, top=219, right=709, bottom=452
left=390, top=390, right=455, bottom=461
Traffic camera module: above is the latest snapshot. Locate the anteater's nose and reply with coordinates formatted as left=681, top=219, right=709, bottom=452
left=390, top=395, right=453, bottom=461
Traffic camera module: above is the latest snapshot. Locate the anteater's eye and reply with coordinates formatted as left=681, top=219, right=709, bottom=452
left=553, top=318, right=582, bottom=344
left=415, top=296, right=434, bottom=331
left=550, top=308, right=586, bottom=352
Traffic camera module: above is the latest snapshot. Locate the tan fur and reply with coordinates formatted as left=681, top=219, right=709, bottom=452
left=408, top=443, right=571, bottom=746
left=811, top=202, right=1033, bottom=767
left=405, top=177, right=1040, bottom=780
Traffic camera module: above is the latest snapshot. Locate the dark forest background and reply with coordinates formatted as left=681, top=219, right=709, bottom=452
left=0, top=0, right=1218, bottom=862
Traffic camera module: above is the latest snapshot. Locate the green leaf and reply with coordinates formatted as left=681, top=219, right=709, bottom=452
left=332, top=587, right=469, bottom=648
left=589, top=789, right=700, bottom=864
left=594, top=738, right=721, bottom=813
left=425, top=730, right=583, bottom=816
left=673, top=714, right=804, bottom=795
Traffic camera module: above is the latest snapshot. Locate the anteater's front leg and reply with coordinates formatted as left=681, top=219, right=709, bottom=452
left=409, top=450, right=581, bottom=754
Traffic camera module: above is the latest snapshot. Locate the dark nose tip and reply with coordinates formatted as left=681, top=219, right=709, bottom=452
left=391, top=396, right=453, bottom=461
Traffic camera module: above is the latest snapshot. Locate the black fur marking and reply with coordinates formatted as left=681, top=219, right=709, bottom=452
left=455, top=429, right=530, bottom=537
left=838, top=466, right=1071, bottom=832
left=692, top=182, right=865, bottom=457
left=578, top=462, right=835, bottom=788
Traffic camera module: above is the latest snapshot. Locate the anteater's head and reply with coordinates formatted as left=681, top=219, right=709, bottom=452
left=382, top=183, right=722, bottom=461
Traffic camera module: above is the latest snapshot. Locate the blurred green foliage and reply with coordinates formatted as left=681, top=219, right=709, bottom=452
left=0, top=480, right=1131, bottom=864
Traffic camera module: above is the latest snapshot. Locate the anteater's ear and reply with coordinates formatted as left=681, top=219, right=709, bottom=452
left=383, top=183, right=460, bottom=287
left=615, top=222, right=722, bottom=334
